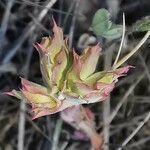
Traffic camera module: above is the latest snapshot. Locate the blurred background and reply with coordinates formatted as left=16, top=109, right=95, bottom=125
left=0, top=0, right=150, bottom=150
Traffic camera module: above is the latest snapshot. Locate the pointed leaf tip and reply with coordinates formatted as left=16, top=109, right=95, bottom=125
left=33, top=42, right=48, bottom=53
left=3, top=91, right=15, bottom=97
left=4, top=90, right=24, bottom=100
left=20, top=78, right=47, bottom=95
left=80, top=44, right=102, bottom=80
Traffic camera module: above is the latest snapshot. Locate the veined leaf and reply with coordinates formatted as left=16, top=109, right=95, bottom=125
left=101, top=25, right=122, bottom=40
left=91, top=9, right=112, bottom=35
left=91, top=8, right=122, bottom=40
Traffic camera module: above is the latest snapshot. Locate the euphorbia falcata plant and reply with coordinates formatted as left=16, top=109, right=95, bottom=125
left=5, top=17, right=150, bottom=149
left=6, top=20, right=131, bottom=119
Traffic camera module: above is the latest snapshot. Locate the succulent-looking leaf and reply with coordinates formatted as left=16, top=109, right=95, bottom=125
left=49, top=20, right=64, bottom=63
left=96, top=82, right=115, bottom=96
left=80, top=44, right=101, bottom=80
left=51, top=48, right=69, bottom=89
left=84, top=71, right=106, bottom=84
left=72, top=82, right=94, bottom=97
left=22, top=91, right=57, bottom=108
left=21, top=78, right=47, bottom=95
left=5, top=90, right=24, bottom=100
left=34, top=21, right=70, bottom=89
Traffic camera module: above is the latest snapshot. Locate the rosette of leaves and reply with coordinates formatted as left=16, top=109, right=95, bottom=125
left=5, top=20, right=131, bottom=119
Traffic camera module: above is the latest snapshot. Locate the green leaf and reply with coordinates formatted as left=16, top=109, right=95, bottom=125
left=84, top=71, right=106, bottom=84
left=101, top=25, right=122, bottom=40
left=80, top=45, right=101, bottom=81
left=91, top=9, right=112, bottom=35
left=133, top=16, right=150, bottom=32
left=91, top=8, right=122, bottom=40
left=98, top=74, right=114, bottom=84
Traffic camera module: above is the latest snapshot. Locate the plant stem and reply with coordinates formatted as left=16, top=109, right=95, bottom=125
left=102, top=44, right=114, bottom=150
left=113, top=30, right=150, bottom=69
left=51, top=119, right=63, bottom=150
left=113, top=13, right=125, bottom=67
